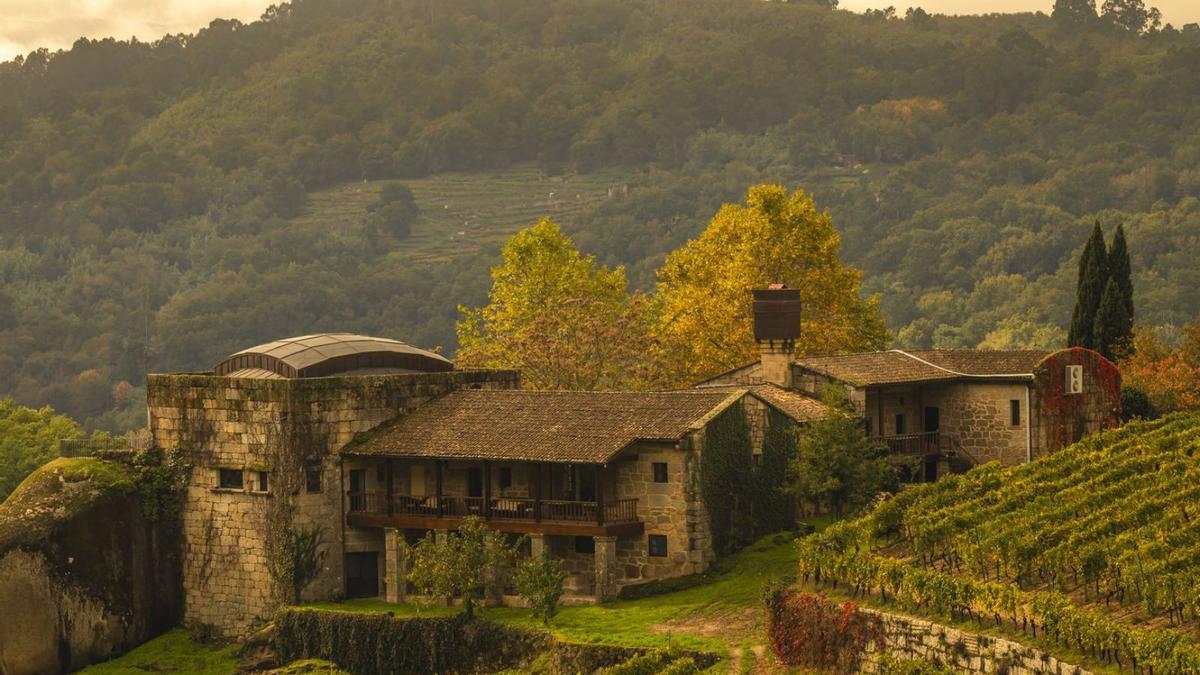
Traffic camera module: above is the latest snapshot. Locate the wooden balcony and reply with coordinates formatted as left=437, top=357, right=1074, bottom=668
left=871, top=431, right=948, bottom=456
left=346, top=492, right=644, bottom=537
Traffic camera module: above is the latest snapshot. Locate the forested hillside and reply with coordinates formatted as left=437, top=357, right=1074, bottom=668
left=2, top=0, right=1200, bottom=427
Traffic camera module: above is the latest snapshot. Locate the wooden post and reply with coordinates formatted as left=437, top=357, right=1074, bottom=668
left=534, top=462, right=542, bottom=522
left=596, top=464, right=605, bottom=526
left=435, top=460, right=444, bottom=518
left=876, top=388, right=885, bottom=438
left=386, top=459, right=394, bottom=516
left=483, top=461, right=492, bottom=519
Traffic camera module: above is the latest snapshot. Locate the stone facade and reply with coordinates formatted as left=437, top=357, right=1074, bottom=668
left=1030, top=348, right=1122, bottom=458
left=147, top=369, right=517, bottom=637
left=859, top=608, right=1091, bottom=675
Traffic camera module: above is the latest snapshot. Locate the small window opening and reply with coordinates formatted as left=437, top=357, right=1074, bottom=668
left=305, top=464, right=323, bottom=493
left=652, top=462, right=668, bottom=483
left=1011, top=400, right=1022, bottom=426
left=218, top=468, right=244, bottom=490
left=648, top=534, right=668, bottom=557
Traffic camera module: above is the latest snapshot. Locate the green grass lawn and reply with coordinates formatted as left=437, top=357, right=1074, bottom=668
left=306, top=531, right=802, bottom=659
left=77, top=629, right=239, bottom=675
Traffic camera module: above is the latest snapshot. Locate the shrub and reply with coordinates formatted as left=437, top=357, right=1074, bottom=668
left=764, top=587, right=884, bottom=673
left=515, top=556, right=567, bottom=625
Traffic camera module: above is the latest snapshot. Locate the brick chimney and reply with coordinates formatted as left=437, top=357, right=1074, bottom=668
left=752, top=285, right=801, bottom=388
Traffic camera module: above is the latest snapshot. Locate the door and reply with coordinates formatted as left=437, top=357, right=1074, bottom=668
left=348, top=469, right=367, bottom=511
left=923, top=406, right=940, bottom=433
left=924, top=456, right=939, bottom=483
left=467, top=467, right=484, bottom=498
left=344, top=552, right=379, bottom=598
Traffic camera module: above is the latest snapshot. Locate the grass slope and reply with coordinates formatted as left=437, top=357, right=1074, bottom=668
left=0, top=457, right=135, bottom=554
left=76, top=629, right=239, bottom=675
left=294, top=165, right=632, bottom=265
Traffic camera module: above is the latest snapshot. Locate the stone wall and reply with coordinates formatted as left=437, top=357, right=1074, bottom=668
left=1031, top=348, right=1121, bottom=459
left=612, top=439, right=711, bottom=590
left=934, top=382, right=1031, bottom=467
left=147, top=369, right=518, bottom=637
left=859, top=608, right=1091, bottom=675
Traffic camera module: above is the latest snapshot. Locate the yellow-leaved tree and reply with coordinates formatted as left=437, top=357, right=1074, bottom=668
left=456, top=219, right=655, bottom=390
left=653, top=184, right=889, bottom=387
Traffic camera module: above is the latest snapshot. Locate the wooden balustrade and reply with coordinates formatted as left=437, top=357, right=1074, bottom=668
left=348, top=491, right=639, bottom=526
left=871, top=431, right=946, bottom=455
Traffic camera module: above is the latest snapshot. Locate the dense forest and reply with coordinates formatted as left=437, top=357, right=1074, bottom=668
left=1, top=0, right=1199, bottom=429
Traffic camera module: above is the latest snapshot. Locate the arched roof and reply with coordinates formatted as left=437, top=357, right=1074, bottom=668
left=214, top=333, right=452, bottom=379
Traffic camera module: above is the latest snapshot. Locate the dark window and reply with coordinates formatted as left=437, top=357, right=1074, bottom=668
left=305, top=465, right=322, bottom=493
left=575, top=536, right=595, bottom=554
left=648, top=535, right=668, bottom=557
left=1011, top=400, right=1021, bottom=426
left=895, top=413, right=907, bottom=435
left=499, top=467, right=513, bottom=490
left=218, top=468, right=243, bottom=490
left=652, top=462, right=668, bottom=483
left=255, top=471, right=269, bottom=493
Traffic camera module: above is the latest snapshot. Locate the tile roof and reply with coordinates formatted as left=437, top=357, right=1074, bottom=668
left=695, top=383, right=831, bottom=422
left=793, top=349, right=1052, bottom=387
left=345, top=389, right=743, bottom=464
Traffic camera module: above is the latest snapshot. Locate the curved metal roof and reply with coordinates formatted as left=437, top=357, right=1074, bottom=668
left=214, top=333, right=452, bottom=379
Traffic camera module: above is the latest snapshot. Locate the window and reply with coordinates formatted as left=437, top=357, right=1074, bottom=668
left=305, top=465, right=322, bottom=493
left=1070, top=365, right=1089, bottom=391
left=895, top=413, right=907, bottom=435
left=252, top=471, right=269, bottom=493
left=499, top=467, right=513, bottom=490
left=648, top=534, right=668, bottom=557
left=1010, top=400, right=1022, bottom=426
left=575, top=536, right=595, bottom=554
left=218, top=468, right=243, bottom=490
left=652, top=462, right=668, bottom=483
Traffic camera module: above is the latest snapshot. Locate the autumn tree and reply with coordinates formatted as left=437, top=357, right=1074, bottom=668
left=652, top=185, right=889, bottom=387
left=456, top=219, right=655, bottom=390
left=1121, top=321, right=1200, bottom=413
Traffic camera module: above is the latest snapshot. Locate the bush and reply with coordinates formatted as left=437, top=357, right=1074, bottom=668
left=597, top=649, right=697, bottom=675
left=763, top=587, right=884, bottom=674
left=1121, top=385, right=1158, bottom=421
left=515, top=556, right=567, bottom=624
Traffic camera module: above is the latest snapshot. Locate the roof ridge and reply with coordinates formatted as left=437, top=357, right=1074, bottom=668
left=891, top=348, right=1036, bottom=378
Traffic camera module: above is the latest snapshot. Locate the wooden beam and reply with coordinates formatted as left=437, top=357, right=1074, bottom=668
left=596, top=465, right=606, bottom=526
left=435, top=460, right=444, bottom=518
left=386, top=459, right=394, bottom=516
left=483, top=461, right=492, bottom=519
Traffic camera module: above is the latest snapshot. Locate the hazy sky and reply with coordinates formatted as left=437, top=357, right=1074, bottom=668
left=2, top=0, right=1199, bottom=62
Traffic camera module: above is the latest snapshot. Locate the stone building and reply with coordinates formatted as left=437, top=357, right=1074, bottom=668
left=700, top=288, right=1122, bottom=478
left=148, top=333, right=816, bottom=637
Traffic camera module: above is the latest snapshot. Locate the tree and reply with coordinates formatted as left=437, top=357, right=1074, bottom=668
left=514, top=556, right=567, bottom=625
left=0, top=399, right=82, bottom=502
left=404, top=516, right=516, bottom=617
left=653, top=185, right=889, bottom=388
left=1120, top=322, right=1200, bottom=413
left=1107, top=224, right=1134, bottom=348
left=788, top=388, right=894, bottom=517
left=368, top=182, right=419, bottom=239
left=1068, top=222, right=1109, bottom=350
left=1093, top=278, right=1130, bottom=361
left=1102, top=0, right=1162, bottom=32
left=1052, top=0, right=1099, bottom=28
left=456, top=219, right=656, bottom=390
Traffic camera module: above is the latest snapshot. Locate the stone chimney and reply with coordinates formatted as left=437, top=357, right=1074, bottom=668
left=752, top=285, right=801, bottom=388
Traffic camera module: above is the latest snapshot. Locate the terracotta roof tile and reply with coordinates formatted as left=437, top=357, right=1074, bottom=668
left=794, top=349, right=1051, bottom=386
left=695, top=383, right=831, bottom=422
left=345, top=389, right=742, bottom=464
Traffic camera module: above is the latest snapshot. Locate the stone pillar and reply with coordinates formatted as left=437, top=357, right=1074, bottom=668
left=594, top=536, right=618, bottom=602
left=529, top=533, right=548, bottom=561
left=383, top=528, right=406, bottom=603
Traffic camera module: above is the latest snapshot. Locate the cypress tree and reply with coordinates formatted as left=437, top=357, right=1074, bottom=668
left=1094, top=278, right=1129, bottom=361
left=1107, top=224, right=1134, bottom=350
left=1068, top=221, right=1109, bottom=349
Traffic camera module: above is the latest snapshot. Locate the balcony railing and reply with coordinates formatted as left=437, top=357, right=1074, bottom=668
left=871, top=431, right=945, bottom=455
left=349, top=492, right=639, bottom=526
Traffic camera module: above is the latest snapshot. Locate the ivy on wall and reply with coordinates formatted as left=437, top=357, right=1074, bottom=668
left=699, top=402, right=755, bottom=554
left=753, top=407, right=798, bottom=533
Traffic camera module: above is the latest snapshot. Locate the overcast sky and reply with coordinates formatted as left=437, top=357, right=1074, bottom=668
left=2, top=0, right=1199, bottom=62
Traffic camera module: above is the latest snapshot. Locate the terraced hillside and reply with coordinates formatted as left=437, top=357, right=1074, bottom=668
left=799, top=414, right=1200, bottom=672
left=292, top=166, right=632, bottom=265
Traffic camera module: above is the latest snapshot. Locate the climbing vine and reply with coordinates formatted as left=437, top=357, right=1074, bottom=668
left=1033, top=347, right=1122, bottom=453
left=699, top=402, right=754, bottom=554
left=764, top=586, right=885, bottom=673
left=753, top=407, right=798, bottom=532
